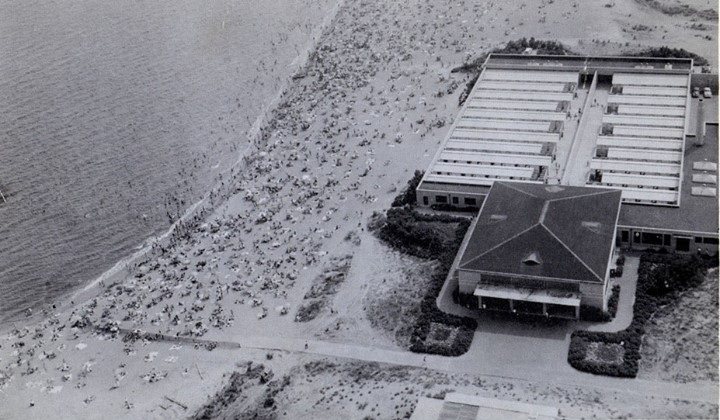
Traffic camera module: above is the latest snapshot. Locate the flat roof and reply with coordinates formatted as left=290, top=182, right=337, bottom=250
left=618, top=125, right=719, bottom=235
left=410, top=393, right=559, bottom=420
left=485, top=53, right=693, bottom=72
left=417, top=180, right=490, bottom=196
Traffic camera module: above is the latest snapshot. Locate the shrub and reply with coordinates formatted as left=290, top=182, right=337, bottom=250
left=375, top=205, right=476, bottom=356
left=430, top=203, right=479, bottom=213
left=628, top=46, right=709, bottom=67
left=568, top=253, right=717, bottom=377
left=391, top=170, right=424, bottom=207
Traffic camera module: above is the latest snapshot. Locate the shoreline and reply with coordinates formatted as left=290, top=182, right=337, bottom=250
left=0, top=0, right=346, bottom=338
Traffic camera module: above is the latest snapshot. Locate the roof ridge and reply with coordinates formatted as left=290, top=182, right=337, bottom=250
left=539, top=222, right=604, bottom=282
left=460, top=223, right=540, bottom=269
left=547, top=189, right=619, bottom=203
left=498, top=182, right=540, bottom=199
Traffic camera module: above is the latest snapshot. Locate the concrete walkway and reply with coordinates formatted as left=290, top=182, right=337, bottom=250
left=588, top=255, right=638, bottom=332
left=562, top=84, right=609, bottom=186
left=232, top=335, right=717, bottom=405
left=114, top=323, right=718, bottom=405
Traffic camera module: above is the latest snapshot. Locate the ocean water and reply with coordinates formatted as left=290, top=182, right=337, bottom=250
left=0, top=0, right=334, bottom=324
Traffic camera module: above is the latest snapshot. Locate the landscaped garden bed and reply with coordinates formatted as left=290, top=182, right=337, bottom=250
left=371, top=178, right=476, bottom=356
left=568, top=251, right=718, bottom=377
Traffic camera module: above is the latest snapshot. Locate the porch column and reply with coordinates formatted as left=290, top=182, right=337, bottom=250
left=509, top=299, right=515, bottom=313
left=575, top=305, right=580, bottom=319
left=478, top=296, right=483, bottom=310
left=542, top=303, right=548, bottom=316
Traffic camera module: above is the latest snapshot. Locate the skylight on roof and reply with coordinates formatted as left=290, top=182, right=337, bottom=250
left=545, top=185, right=565, bottom=193
left=490, top=214, right=507, bottom=221
left=523, top=252, right=542, bottom=265
left=581, top=221, right=602, bottom=234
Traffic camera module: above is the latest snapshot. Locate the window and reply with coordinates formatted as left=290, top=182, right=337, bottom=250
left=633, top=232, right=641, bottom=243
left=452, top=197, right=459, bottom=205
left=696, top=237, right=703, bottom=243
left=676, top=237, right=690, bottom=252
left=435, top=195, right=447, bottom=204
left=422, top=196, right=428, bottom=205
left=621, top=230, right=629, bottom=243
left=704, top=237, right=719, bottom=245
left=663, top=234, right=672, bottom=247
left=641, top=232, right=663, bottom=246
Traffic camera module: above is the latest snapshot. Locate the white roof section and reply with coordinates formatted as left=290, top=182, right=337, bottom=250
left=618, top=105, right=686, bottom=117
left=693, top=161, right=718, bottom=171
left=456, top=118, right=551, bottom=132
left=482, top=68, right=578, bottom=83
left=446, top=139, right=543, bottom=154
left=622, top=85, right=687, bottom=97
left=601, top=172, right=680, bottom=189
left=606, top=148, right=682, bottom=163
left=604, top=114, right=685, bottom=128
left=691, top=186, right=718, bottom=197
left=422, top=65, right=565, bottom=188
left=422, top=59, right=692, bottom=208
left=613, top=125, right=684, bottom=139
left=477, top=80, right=568, bottom=92
left=590, top=159, right=681, bottom=176
left=620, top=187, right=680, bottom=203
left=467, top=99, right=559, bottom=111
left=410, top=393, right=559, bottom=420
left=424, top=173, right=537, bottom=187
left=613, top=73, right=688, bottom=87
left=431, top=163, right=535, bottom=178
left=451, top=129, right=559, bottom=144
left=597, top=136, right=682, bottom=150
left=588, top=70, right=690, bottom=206
left=464, top=109, right=566, bottom=122
left=440, top=151, right=553, bottom=166
left=692, top=173, right=717, bottom=184
left=607, top=94, right=686, bottom=106
left=473, top=90, right=573, bottom=102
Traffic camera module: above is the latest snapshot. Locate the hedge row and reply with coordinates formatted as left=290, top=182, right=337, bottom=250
left=568, top=252, right=717, bottom=377
left=374, top=205, right=477, bottom=356
left=628, top=46, right=709, bottom=67
left=430, top=203, right=479, bottom=213
left=375, top=207, right=470, bottom=261
left=579, top=284, right=621, bottom=322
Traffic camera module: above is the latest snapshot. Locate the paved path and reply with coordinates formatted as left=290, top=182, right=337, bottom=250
left=120, top=326, right=718, bottom=405
left=232, top=335, right=718, bottom=405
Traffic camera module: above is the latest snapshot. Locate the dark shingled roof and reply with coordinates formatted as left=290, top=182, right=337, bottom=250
left=459, top=182, right=622, bottom=283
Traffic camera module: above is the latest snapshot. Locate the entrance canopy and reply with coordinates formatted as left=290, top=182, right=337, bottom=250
left=473, top=284, right=581, bottom=307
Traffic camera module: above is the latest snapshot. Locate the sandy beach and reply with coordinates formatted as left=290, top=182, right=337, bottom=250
left=1, top=0, right=718, bottom=418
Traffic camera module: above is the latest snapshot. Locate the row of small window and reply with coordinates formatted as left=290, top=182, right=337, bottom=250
left=424, top=195, right=478, bottom=206
left=621, top=231, right=719, bottom=246
left=695, top=236, right=720, bottom=245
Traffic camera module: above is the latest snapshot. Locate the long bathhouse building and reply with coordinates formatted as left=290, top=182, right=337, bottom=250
left=418, top=54, right=718, bottom=318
